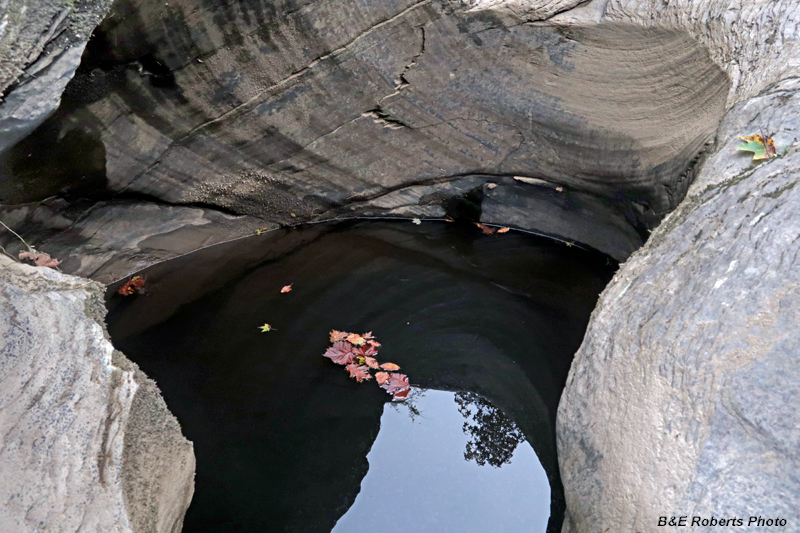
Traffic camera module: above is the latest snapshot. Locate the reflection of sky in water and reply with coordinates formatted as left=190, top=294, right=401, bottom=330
left=332, top=389, right=550, bottom=533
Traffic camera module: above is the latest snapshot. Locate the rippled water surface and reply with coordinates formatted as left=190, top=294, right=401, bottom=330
left=105, top=220, right=616, bottom=533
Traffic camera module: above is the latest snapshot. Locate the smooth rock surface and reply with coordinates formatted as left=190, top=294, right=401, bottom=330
left=0, top=256, right=195, bottom=532
left=0, top=0, right=729, bottom=268
left=0, top=200, right=269, bottom=282
left=557, top=69, right=800, bottom=533
left=0, top=0, right=113, bottom=153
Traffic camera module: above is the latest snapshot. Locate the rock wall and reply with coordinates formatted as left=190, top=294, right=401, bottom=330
left=0, top=0, right=114, bottom=153
left=1, top=0, right=732, bottom=278
left=553, top=1, right=800, bottom=530
left=0, top=256, right=195, bottom=532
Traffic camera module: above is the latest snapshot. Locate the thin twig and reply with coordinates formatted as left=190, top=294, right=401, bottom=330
left=0, top=219, right=35, bottom=254
left=0, top=245, right=19, bottom=262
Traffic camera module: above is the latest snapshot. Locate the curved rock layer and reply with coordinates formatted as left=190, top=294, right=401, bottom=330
left=0, top=256, right=195, bottom=533
left=1, top=0, right=728, bottom=267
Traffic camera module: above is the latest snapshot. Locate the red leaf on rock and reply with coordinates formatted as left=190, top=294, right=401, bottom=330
left=375, top=372, right=390, bottom=385
left=380, top=373, right=410, bottom=399
left=475, top=222, right=497, bottom=235
left=496, top=227, right=510, bottom=234
left=345, top=364, right=372, bottom=382
left=19, top=250, right=61, bottom=269
left=323, top=341, right=355, bottom=365
left=118, top=276, right=145, bottom=296
left=380, top=362, right=400, bottom=371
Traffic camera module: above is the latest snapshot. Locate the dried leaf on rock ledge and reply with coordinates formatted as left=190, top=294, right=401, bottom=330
left=118, top=276, right=145, bottom=296
left=497, top=227, right=510, bottom=234
left=735, top=134, right=776, bottom=160
left=475, top=222, right=497, bottom=235
left=19, top=250, right=61, bottom=269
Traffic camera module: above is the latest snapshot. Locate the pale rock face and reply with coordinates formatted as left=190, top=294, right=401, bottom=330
left=545, top=0, right=800, bottom=531
left=0, top=257, right=194, bottom=533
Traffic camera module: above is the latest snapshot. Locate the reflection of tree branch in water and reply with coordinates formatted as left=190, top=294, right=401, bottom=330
left=455, top=392, right=526, bottom=468
left=388, top=387, right=427, bottom=423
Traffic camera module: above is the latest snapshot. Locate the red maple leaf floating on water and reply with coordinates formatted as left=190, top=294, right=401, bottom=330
left=345, top=333, right=366, bottom=346
left=323, top=341, right=355, bottom=365
left=281, top=284, right=293, bottom=293
left=345, top=364, right=372, bottom=382
left=381, top=373, right=411, bottom=400
left=321, top=330, right=410, bottom=400
left=352, top=345, right=378, bottom=357
left=330, top=330, right=349, bottom=342
left=118, top=276, right=146, bottom=296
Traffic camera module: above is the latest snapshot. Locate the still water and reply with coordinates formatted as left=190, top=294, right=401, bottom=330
left=333, top=389, right=550, bottom=533
left=105, top=220, right=615, bottom=533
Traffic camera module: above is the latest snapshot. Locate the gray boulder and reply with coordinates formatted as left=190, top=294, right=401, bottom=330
left=0, top=256, right=195, bottom=532
left=555, top=0, right=800, bottom=529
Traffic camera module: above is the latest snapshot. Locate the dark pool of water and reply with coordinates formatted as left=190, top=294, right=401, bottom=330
left=105, top=220, right=616, bottom=533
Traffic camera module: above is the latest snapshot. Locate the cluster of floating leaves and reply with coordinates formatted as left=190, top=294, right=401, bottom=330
left=323, top=330, right=410, bottom=400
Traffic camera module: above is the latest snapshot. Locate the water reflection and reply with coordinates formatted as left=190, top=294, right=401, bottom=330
left=456, top=391, right=527, bottom=468
left=332, top=389, right=550, bottom=533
